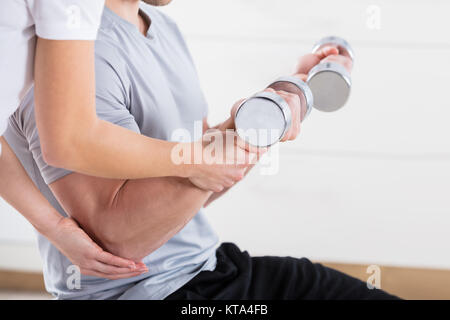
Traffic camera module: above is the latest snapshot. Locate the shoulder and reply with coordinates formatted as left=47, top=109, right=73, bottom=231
left=94, top=10, right=135, bottom=78
left=95, top=12, right=122, bottom=57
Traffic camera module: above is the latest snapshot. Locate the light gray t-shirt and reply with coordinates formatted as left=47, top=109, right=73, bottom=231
left=4, top=4, right=218, bottom=300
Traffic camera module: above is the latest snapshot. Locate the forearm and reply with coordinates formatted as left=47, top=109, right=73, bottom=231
left=0, top=138, right=62, bottom=236
left=61, top=118, right=190, bottom=179
left=106, top=177, right=212, bottom=260
left=51, top=175, right=212, bottom=261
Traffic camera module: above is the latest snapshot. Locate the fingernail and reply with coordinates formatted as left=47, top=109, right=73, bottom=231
left=129, top=263, right=136, bottom=269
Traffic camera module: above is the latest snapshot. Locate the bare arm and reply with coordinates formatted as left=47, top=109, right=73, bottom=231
left=33, top=38, right=244, bottom=189
left=49, top=172, right=213, bottom=262
left=34, top=39, right=186, bottom=179
left=0, top=137, right=61, bottom=235
left=0, top=137, right=144, bottom=279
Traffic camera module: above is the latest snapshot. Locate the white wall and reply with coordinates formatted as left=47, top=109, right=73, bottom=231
left=1, top=0, right=449, bottom=272
left=0, top=200, right=42, bottom=271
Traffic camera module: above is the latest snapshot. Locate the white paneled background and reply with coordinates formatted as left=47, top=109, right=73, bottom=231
left=1, top=0, right=449, bottom=272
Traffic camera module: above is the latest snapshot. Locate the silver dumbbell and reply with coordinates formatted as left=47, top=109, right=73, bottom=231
left=234, top=36, right=354, bottom=148
left=308, top=36, right=354, bottom=112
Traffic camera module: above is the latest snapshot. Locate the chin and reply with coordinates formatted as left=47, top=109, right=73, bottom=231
left=141, top=0, right=172, bottom=6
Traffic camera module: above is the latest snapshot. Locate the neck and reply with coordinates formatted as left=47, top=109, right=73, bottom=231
left=106, top=0, right=149, bottom=35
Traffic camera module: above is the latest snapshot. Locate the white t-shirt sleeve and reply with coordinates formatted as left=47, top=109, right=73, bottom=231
left=28, top=0, right=105, bottom=40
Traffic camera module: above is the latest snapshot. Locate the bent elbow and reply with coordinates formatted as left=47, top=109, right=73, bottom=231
left=40, top=132, right=84, bottom=171
left=41, top=146, right=63, bottom=168
left=40, top=120, right=101, bottom=173
left=101, top=238, right=147, bottom=262
left=98, top=223, right=159, bottom=262
left=92, top=217, right=143, bottom=261
left=41, top=138, right=73, bottom=168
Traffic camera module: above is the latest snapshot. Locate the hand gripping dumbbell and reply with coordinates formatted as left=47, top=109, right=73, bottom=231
left=235, top=36, right=354, bottom=148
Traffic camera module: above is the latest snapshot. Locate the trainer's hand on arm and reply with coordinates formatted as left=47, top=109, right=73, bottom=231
left=187, top=128, right=254, bottom=192
left=188, top=129, right=260, bottom=192
left=0, top=138, right=145, bottom=280
left=200, top=111, right=267, bottom=206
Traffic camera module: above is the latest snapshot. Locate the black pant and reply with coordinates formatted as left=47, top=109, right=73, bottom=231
left=166, top=242, right=398, bottom=300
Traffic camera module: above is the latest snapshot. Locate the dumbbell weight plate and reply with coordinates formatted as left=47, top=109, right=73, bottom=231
left=235, top=91, right=291, bottom=148
left=307, top=61, right=351, bottom=112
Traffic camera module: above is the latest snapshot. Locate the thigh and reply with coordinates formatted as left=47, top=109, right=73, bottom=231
left=166, top=243, right=398, bottom=300
left=249, top=255, right=397, bottom=299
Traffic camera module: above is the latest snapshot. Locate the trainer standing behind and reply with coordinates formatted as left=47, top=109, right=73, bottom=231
left=0, top=0, right=248, bottom=279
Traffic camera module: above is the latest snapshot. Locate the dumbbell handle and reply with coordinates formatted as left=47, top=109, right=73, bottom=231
left=312, top=36, right=354, bottom=61
left=268, top=76, right=314, bottom=119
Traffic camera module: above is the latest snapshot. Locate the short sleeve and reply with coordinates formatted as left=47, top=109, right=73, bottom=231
left=6, top=89, right=73, bottom=185
left=28, top=0, right=105, bottom=40
left=3, top=109, right=39, bottom=185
